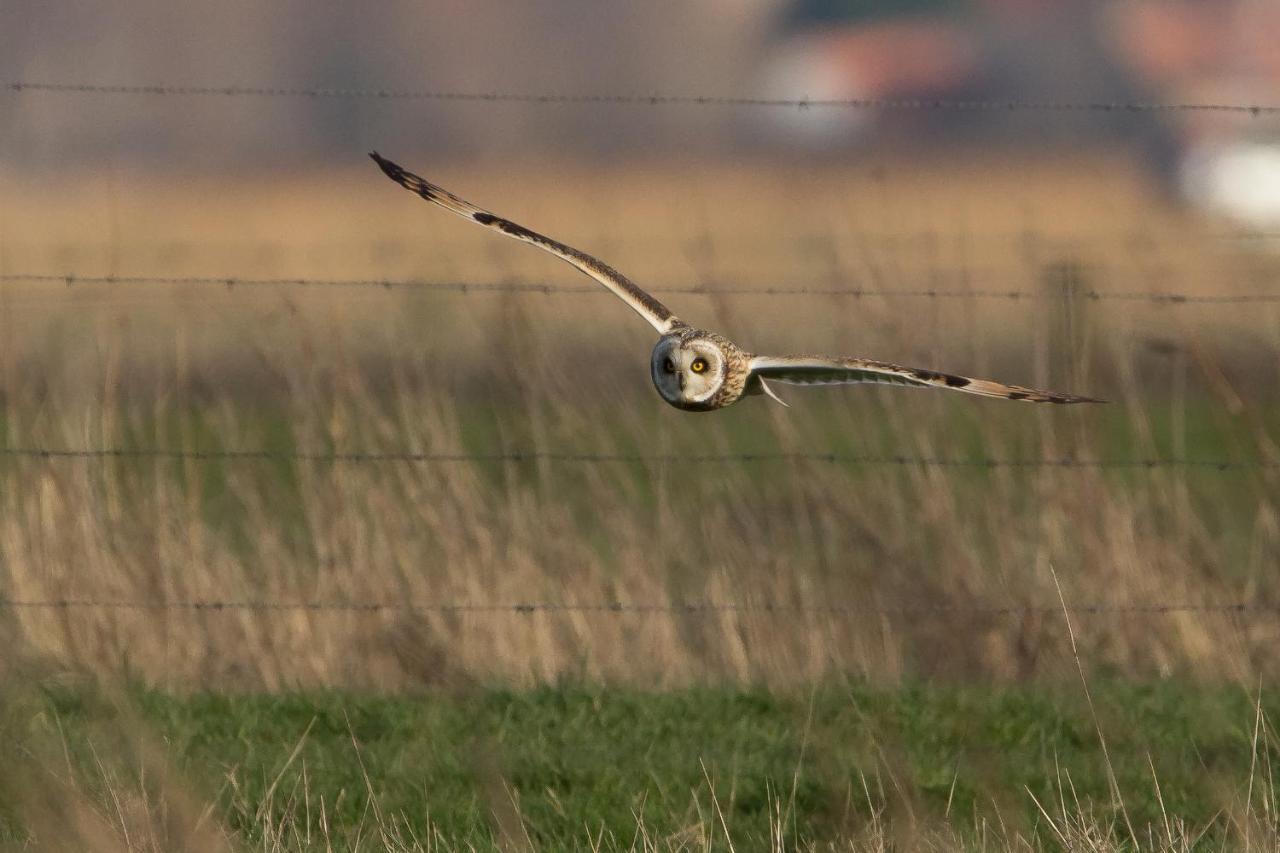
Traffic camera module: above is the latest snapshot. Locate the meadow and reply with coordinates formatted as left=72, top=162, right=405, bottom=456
left=1, top=151, right=1279, bottom=848
left=2, top=679, right=1278, bottom=850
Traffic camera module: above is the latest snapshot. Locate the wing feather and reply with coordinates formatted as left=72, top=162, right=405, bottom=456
left=370, top=152, right=681, bottom=334
left=749, top=355, right=1103, bottom=404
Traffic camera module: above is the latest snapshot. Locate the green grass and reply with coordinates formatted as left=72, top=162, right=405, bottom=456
left=3, top=679, right=1276, bottom=848
left=5, top=394, right=1270, bottom=565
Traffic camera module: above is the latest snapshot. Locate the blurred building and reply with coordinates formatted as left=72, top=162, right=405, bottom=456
left=1110, top=1, right=1280, bottom=227
left=4, top=0, right=1279, bottom=225
left=754, top=0, right=1280, bottom=226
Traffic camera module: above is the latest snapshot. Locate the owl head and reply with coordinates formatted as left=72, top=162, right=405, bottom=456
left=650, top=335, right=727, bottom=410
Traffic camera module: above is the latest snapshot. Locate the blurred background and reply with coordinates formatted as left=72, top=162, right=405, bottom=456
left=3, top=0, right=1280, bottom=687
left=5, top=0, right=1280, bottom=224
left=2, top=2, right=1280, bottom=847
left=3, top=0, right=1280, bottom=688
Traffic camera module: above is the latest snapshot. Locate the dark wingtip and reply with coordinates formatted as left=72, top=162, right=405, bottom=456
left=369, top=151, right=400, bottom=180
left=368, top=151, right=433, bottom=200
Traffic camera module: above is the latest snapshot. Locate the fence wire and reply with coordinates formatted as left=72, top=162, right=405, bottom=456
left=7, top=81, right=1280, bottom=115
left=0, top=447, right=1269, bottom=471
left=0, top=598, right=1275, bottom=616
left=9, top=79, right=1279, bottom=669
left=4, top=273, right=1276, bottom=305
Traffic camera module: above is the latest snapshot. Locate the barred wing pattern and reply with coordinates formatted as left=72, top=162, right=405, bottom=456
left=748, top=356, right=1103, bottom=404
left=370, top=152, right=682, bottom=334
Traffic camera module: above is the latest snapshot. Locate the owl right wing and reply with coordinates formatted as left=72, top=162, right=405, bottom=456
left=370, top=152, right=683, bottom=335
left=748, top=355, right=1104, bottom=403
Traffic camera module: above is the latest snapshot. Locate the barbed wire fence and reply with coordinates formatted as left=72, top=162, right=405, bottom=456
left=4, top=272, right=1279, bottom=304
left=7, top=80, right=1280, bottom=114
left=5, top=76, right=1280, bottom=630
left=6, top=78, right=1280, bottom=305
left=0, top=446, right=1271, bottom=471
left=0, top=598, right=1275, bottom=616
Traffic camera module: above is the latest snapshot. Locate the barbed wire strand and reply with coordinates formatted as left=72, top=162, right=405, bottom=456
left=4, top=273, right=1275, bottom=305
left=0, top=598, right=1274, bottom=615
left=0, top=447, right=1269, bottom=471
left=7, top=82, right=1280, bottom=115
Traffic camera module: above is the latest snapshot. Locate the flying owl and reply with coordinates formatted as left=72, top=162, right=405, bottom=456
left=371, top=153, right=1102, bottom=411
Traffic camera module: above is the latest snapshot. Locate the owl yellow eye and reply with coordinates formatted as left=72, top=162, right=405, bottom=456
left=691, top=358, right=708, bottom=374
left=662, top=358, right=675, bottom=373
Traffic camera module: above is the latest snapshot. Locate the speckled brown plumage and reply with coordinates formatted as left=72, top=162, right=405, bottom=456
left=371, top=152, right=1105, bottom=411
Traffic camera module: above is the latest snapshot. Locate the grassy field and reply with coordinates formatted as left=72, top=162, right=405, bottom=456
left=1, top=679, right=1278, bottom=850
left=2, top=152, right=1280, bottom=847
left=2, top=154, right=1278, bottom=689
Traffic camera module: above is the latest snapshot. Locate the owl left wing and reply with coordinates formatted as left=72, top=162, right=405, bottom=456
left=748, top=355, right=1104, bottom=404
left=370, top=152, right=682, bottom=334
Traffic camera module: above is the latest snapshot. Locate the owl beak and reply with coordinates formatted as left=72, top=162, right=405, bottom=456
left=678, top=373, right=686, bottom=391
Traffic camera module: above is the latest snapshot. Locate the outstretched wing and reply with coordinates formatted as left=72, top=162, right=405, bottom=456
left=748, top=355, right=1103, bottom=404
left=370, top=152, right=682, bottom=334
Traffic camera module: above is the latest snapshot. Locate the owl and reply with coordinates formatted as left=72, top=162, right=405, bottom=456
left=371, top=153, right=1102, bottom=411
